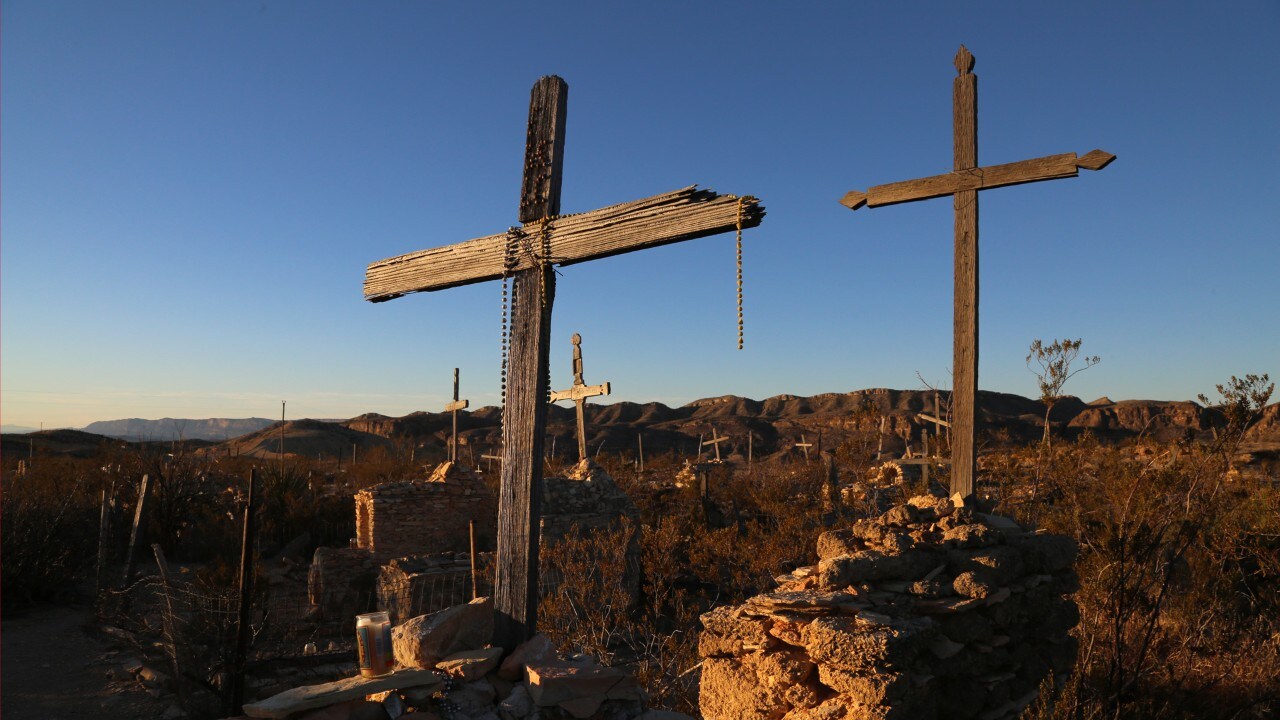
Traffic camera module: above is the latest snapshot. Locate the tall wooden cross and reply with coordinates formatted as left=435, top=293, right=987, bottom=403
left=840, top=46, right=1114, bottom=500
left=444, top=367, right=469, bottom=464
left=549, top=333, right=610, bottom=462
left=363, top=76, right=764, bottom=649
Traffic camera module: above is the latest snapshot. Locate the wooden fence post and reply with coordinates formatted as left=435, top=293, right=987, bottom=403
left=229, top=467, right=258, bottom=715
left=121, top=474, right=151, bottom=591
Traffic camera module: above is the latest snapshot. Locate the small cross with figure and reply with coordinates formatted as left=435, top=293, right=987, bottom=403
left=550, top=333, right=611, bottom=463
left=444, top=368, right=470, bottom=464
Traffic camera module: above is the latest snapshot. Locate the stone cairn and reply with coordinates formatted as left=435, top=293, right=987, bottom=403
left=242, top=596, right=691, bottom=720
left=699, top=494, right=1079, bottom=720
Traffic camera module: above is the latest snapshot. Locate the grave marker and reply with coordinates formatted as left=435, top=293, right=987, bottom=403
left=841, top=46, right=1114, bottom=499
left=701, top=427, right=729, bottom=462
left=363, top=76, right=763, bottom=648
left=444, top=368, right=470, bottom=464
left=549, top=333, right=611, bottom=462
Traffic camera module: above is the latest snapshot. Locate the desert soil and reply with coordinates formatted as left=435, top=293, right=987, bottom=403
left=2, top=603, right=175, bottom=720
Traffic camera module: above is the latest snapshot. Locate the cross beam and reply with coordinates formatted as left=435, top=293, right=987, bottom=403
left=549, top=333, right=611, bottom=462
left=839, top=46, right=1114, bottom=500
left=366, top=187, right=762, bottom=301
left=444, top=368, right=470, bottom=464
left=363, top=76, right=764, bottom=650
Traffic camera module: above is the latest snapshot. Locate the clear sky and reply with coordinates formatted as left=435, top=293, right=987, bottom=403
left=3, top=1, right=1277, bottom=429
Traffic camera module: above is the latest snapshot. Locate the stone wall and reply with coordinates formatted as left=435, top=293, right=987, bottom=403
left=307, top=546, right=376, bottom=620
left=354, top=461, right=497, bottom=564
left=541, top=459, right=642, bottom=601
left=377, top=551, right=494, bottom=623
left=699, top=494, right=1079, bottom=720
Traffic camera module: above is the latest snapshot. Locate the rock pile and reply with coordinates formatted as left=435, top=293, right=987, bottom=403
left=699, top=494, right=1079, bottom=720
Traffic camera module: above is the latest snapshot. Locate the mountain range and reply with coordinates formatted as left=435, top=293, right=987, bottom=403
left=9, top=388, right=1275, bottom=466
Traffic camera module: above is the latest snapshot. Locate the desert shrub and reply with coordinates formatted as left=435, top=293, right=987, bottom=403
left=1, top=460, right=100, bottom=604
left=1019, top=438, right=1280, bottom=719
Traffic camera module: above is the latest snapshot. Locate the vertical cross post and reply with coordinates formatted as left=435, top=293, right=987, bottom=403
left=444, top=368, right=470, bottom=464
left=952, top=47, right=978, bottom=500
left=494, top=76, right=566, bottom=650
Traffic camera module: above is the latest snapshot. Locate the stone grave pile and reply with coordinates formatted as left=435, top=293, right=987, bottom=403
left=240, top=596, right=690, bottom=720
left=699, top=494, right=1079, bottom=720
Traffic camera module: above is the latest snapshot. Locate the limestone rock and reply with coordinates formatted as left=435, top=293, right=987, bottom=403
left=242, top=669, right=443, bottom=719
left=435, top=646, right=503, bottom=681
left=392, top=597, right=493, bottom=669
left=497, top=633, right=556, bottom=681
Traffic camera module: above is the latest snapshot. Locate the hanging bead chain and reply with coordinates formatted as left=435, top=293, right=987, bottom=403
left=736, top=196, right=745, bottom=350
left=499, top=226, right=522, bottom=409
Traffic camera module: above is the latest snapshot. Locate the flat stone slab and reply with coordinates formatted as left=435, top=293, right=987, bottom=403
left=242, top=669, right=444, bottom=718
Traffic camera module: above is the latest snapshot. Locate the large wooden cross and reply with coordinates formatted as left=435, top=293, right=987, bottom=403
left=364, top=76, right=763, bottom=649
left=444, top=367, right=469, bottom=464
left=549, top=333, right=610, bottom=462
left=840, top=46, right=1114, bottom=500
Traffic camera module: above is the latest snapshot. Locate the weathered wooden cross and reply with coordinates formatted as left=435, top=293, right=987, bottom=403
left=700, top=428, right=730, bottom=462
left=444, top=367, right=470, bottom=464
left=363, top=76, right=764, bottom=649
left=840, top=46, right=1114, bottom=499
left=794, top=434, right=814, bottom=461
left=549, top=333, right=610, bottom=463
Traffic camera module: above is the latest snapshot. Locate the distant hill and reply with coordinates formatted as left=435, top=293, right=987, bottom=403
left=1, top=428, right=122, bottom=459
left=81, top=417, right=274, bottom=441
left=218, top=419, right=396, bottom=461
left=0, top=425, right=38, bottom=434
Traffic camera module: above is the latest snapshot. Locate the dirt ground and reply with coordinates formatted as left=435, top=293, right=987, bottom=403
left=2, top=603, right=177, bottom=720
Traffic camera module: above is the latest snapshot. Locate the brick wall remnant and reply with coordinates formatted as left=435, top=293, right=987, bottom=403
left=698, top=494, right=1080, bottom=720
left=307, top=546, right=376, bottom=620
left=377, top=551, right=494, bottom=623
left=353, top=461, right=497, bottom=564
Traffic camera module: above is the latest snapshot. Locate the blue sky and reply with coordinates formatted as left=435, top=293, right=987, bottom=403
left=3, top=1, right=1277, bottom=429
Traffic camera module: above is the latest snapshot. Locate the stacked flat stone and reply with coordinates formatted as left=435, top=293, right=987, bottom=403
left=699, top=494, right=1079, bottom=720
left=307, top=547, right=376, bottom=619
left=540, top=459, right=640, bottom=543
left=354, top=461, right=497, bottom=563
left=377, top=551, right=494, bottom=622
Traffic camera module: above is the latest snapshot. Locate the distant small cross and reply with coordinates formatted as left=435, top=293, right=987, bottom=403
left=794, top=434, right=814, bottom=461
left=701, top=427, right=730, bottom=462
left=444, top=368, right=470, bottom=464
left=549, top=333, right=611, bottom=462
